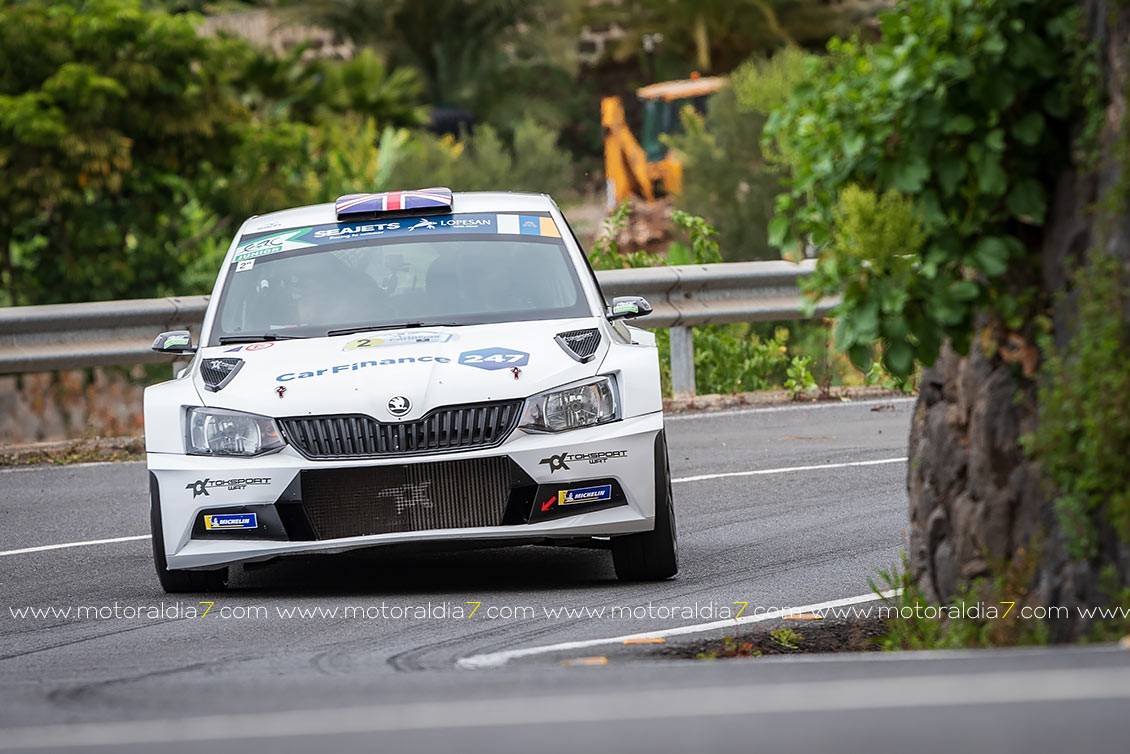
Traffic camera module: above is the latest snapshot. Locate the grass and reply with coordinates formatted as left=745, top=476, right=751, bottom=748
left=0, top=436, right=145, bottom=466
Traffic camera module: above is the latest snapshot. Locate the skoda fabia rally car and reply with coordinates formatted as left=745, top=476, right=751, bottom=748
left=145, top=188, right=677, bottom=592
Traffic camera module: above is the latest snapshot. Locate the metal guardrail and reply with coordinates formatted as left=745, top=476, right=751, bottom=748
left=0, top=296, right=210, bottom=374
left=0, top=260, right=834, bottom=396
left=600, top=260, right=835, bottom=394
left=599, top=260, right=830, bottom=327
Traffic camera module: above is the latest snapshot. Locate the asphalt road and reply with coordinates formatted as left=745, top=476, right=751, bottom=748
left=2, top=397, right=1128, bottom=753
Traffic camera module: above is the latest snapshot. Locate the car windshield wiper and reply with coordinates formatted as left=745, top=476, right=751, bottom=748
left=326, top=322, right=460, bottom=337
left=217, top=333, right=306, bottom=344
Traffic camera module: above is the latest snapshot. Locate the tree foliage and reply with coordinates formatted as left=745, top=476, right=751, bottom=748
left=374, top=118, right=572, bottom=197
left=0, top=0, right=421, bottom=305
left=582, top=0, right=892, bottom=75
left=233, top=46, right=423, bottom=127
left=0, top=0, right=248, bottom=304
left=764, top=0, right=1092, bottom=377
left=296, top=0, right=581, bottom=132
left=667, top=49, right=813, bottom=261
left=1029, top=247, right=1130, bottom=558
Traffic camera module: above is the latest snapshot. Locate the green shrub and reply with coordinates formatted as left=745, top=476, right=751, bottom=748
left=587, top=202, right=665, bottom=270
left=0, top=0, right=247, bottom=305
left=0, top=0, right=424, bottom=306
left=666, top=87, right=777, bottom=262
left=692, top=324, right=791, bottom=394
left=873, top=551, right=1048, bottom=650
left=815, top=185, right=930, bottom=375
left=764, top=0, right=1093, bottom=378
left=664, top=48, right=815, bottom=264
left=377, top=118, right=572, bottom=196
left=785, top=355, right=817, bottom=399
left=731, top=47, right=816, bottom=117
left=1028, top=247, right=1130, bottom=558
left=587, top=205, right=829, bottom=396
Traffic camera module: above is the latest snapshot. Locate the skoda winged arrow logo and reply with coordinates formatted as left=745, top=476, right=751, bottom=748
left=387, top=395, right=411, bottom=417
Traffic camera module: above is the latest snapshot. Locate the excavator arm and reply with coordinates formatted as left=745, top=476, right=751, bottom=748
left=601, top=96, right=656, bottom=209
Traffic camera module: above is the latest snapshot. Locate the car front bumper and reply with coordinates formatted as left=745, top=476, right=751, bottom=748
left=149, top=412, right=663, bottom=570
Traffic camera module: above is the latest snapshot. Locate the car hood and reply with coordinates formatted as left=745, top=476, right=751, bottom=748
left=194, top=318, right=607, bottom=420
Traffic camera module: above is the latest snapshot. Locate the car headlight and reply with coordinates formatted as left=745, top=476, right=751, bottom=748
left=186, top=408, right=286, bottom=456
left=519, top=376, right=619, bottom=433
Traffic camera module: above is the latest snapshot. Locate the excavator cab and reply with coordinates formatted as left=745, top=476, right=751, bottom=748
left=602, top=76, right=727, bottom=209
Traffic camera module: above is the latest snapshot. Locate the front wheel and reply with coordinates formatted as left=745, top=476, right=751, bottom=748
left=150, top=475, right=228, bottom=594
left=612, top=432, right=678, bottom=581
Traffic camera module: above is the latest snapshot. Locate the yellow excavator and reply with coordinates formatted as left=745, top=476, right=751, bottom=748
left=601, top=75, right=727, bottom=209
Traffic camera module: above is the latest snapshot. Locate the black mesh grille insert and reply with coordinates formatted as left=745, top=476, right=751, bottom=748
left=200, top=358, right=242, bottom=392
left=279, top=400, right=523, bottom=459
left=555, top=328, right=601, bottom=362
left=298, top=457, right=512, bottom=539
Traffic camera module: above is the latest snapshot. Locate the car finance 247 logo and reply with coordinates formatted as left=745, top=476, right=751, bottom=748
left=458, top=347, right=529, bottom=371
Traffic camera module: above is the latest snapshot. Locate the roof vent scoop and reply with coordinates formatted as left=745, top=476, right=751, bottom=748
left=554, top=329, right=602, bottom=363
left=200, top=358, right=243, bottom=392
left=335, top=187, right=453, bottom=221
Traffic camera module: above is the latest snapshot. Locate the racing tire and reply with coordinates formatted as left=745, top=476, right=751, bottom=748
left=149, top=474, right=228, bottom=594
left=612, top=431, right=678, bottom=581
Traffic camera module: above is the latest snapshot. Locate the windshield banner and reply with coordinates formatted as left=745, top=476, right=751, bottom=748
left=233, top=213, right=560, bottom=265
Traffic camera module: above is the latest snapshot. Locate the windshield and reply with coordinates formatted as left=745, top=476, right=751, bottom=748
left=210, top=218, right=591, bottom=344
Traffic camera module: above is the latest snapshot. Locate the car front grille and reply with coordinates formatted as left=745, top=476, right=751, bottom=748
left=297, top=457, right=513, bottom=539
left=279, top=400, right=523, bottom=459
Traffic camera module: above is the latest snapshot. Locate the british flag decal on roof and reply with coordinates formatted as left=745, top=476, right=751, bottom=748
left=335, top=187, right=453, bottom=220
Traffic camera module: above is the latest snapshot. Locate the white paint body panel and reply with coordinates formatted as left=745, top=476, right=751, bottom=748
left=144, top=192, right=664, bottom=571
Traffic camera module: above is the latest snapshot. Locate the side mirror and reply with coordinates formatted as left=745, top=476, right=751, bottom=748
left=607, top=296, right=652, bottom=321
left=151, top=330, right=197, bottom=354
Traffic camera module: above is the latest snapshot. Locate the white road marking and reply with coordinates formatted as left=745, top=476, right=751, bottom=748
left=0, top=535, right=149, bottom=558
left=1, top=664, right=1127, bottom=749
left=672, top=456, right=907, bottom=484
left=458, top=590, right=901, bottom=669
left=0, top=457, right=908, bottom=558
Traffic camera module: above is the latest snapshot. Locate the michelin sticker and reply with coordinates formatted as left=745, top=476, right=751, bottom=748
left=560, top=484, right=613, bottom=506
left=203, top=513, right=259, bottom=530
left=458, top=347, right=529, bottom=371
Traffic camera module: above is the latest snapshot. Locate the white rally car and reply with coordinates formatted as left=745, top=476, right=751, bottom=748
left=145, top=188, right=676, bottom=592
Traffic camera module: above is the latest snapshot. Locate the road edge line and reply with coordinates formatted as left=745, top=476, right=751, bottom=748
left=457, top=589, right=903, bottom=669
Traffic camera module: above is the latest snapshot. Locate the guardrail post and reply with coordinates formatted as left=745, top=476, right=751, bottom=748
left=669, top=326, right=696, bottom=398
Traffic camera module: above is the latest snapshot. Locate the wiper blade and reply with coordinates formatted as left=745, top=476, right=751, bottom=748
left=326, top=322, right=459, bottom=337
left=218, top=333, right=305, bottom=344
